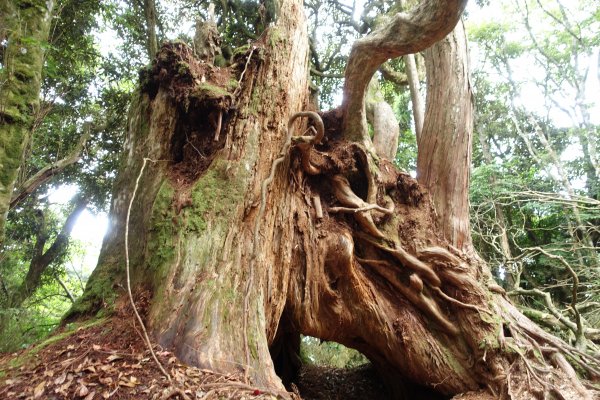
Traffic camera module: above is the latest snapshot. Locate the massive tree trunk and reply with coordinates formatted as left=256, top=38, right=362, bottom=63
left=0, top=0, right=54, bottom=243
left=70, top=0, right=597, bottom=398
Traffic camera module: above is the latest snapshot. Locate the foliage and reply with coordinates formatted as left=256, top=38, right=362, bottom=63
left=468, top=0, right=600, bottom=345
left=300, top=336, right=369, bottom=368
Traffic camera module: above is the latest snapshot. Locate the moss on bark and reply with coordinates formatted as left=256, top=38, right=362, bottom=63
left=0, top=0, right=54, bottom=242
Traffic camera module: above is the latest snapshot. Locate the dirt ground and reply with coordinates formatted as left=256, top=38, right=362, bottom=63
left=0, top=309, right=484, bottom=400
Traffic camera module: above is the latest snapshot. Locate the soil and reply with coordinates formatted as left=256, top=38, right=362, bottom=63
left=0, top=309, right=458, bottom=400
left=294, top=364, right=389, bottom=400
left=0, top=299, right=284, bottom=400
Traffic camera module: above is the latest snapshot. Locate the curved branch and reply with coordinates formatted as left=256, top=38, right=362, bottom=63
left=10, top=131, right=91, bottom=209
left=342, top=0, right=467, bottom=142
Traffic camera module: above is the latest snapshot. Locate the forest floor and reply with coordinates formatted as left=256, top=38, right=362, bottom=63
left=0, top=301, right=490, bottom=400
left=0, top=306, right=393, bottom=400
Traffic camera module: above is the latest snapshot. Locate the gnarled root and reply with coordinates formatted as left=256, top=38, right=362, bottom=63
left=330, top=175, right=387, bottom=238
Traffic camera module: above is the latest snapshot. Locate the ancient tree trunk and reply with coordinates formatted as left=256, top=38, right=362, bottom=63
left=72, top=0, right=597, bottom=398
left=74, top=0, right=311, bottom=388
left=0, top=0, right=54, bottom=243
left=417, top=21, right=473, bottom=251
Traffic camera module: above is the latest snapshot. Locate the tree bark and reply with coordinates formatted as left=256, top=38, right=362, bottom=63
left=143, top=0, right=159, bottom=59
left=417, top=21, right=473, bottom=251
left=9, top=131, right=90, bottom=209
left=68, top=1, right=598, bottom=398
left=342, top=0, right=467, bottom=144
left=404, top=53, right=424, bottom=140
left=0, top=0, right=54, bottom=243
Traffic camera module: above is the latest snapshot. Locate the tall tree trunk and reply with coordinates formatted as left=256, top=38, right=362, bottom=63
left=69, top=1, right=597, bottom=398
left=0, top=0, right=54, bottom=243
left=143, top=0, right=159, bottom=59
left=417, top=21, right=473, bottom=251
left=404, top=53, right=424, bottom=140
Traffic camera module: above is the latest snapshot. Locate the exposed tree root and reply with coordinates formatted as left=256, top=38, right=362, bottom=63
left=282, top=110, right=599, bottom=399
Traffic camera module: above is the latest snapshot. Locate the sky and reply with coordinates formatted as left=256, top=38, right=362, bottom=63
left=62, top=0, right=598, bottom=271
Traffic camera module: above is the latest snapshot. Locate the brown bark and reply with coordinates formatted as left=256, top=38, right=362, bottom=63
left=417, top=21, right=473, bottom=251
left=68, top=1, right=598, bottom=398
left=342, top=0, right=467, bottom=143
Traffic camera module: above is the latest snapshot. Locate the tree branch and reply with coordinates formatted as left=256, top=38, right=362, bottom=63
left=10, top=131, right=90, bottom=209
left=378, top=63, right=408, bottom=85
left=342, top=0, right=467, bottom=142
left=10, top=197, right=87, bottom=308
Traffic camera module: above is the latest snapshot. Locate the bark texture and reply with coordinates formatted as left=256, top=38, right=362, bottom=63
left=342, top=0, right=467, bottom=143
left=417, top=21, right=473, bottom=251
left=0, top=0, right=54, bottom=243
left=74, top=0, right=311, bottom=388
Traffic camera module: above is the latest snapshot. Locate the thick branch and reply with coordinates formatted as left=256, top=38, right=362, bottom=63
left=10, top=131, right=90, bottom=209
left=341, top=0, right=467, bottom=142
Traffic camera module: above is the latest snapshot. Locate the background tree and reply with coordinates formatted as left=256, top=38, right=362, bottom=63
left=469, top=0, right=600, bottom=351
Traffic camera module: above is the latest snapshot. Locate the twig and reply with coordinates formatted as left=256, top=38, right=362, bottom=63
left=328, top=204, right=393, bottom=215
left=234, top=46, right=257, bottom=99
left=126, top=157, right=171, bottom=381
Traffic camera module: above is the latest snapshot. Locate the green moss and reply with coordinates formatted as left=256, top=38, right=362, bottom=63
left=192, top=83, right=232, bottom=99
left=233, top=44, right=252, bottom=58
left=176, top=61, right=191, bottom=76
left=214, top=55, right=228, bottom=67
left=267, top=28, right=286, bottom=48
left=4, top=318, right=107, bottom=370
left=146, top=182, right=177, bottom=283
left=227, top=79, right=239, bottom=91
left=186, top=159, right=246, bottom=234
left=65, top=265, right=120, bottom=319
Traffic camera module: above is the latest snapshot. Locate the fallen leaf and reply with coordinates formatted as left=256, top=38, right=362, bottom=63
left=84, top=390, right=96, bottom=400
left=118, top=376, right=139, bottom=388
left=33, top=381, right=45, bottom=399
left=84, top=365, right=97, bottom=373
left=99, top=377, right=113, bottom=385
left=92, top=344, right=101, bottom=351
left=106, top=354, right=122, bottom=362
left=54, top=373, right=67, bottom=385
left=77, top=383, right=90, bottom=397
left=67, top=344, right=75, bottom=350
